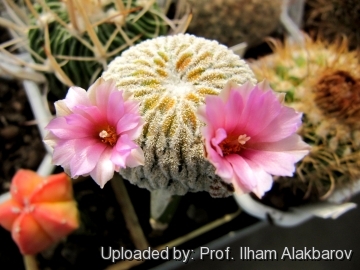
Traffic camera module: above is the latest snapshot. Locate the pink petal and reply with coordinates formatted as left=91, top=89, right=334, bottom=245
left=43, top=130, right=60, bottom=149
left=123, top=118, right=144, bottom=140
left=64, top=112, right=96, bottom=130
left=90, top=148, right=115, bottom=188
left=94, top=81, right=118, bottom=112
left=116, top=113, right=142, bottom=135
left=225, top=154, right=273, bottom=198
left=52, top=139, right=77, bottom=168
left=251, top=106, right=302, bottom=142
left=204, top=138, right=233, bottom=181
left=211, top=128, right=227, bottom=156
left=110, top=151, right=128, bottom=168
left=54, top=100, right=71, bottom=117
left=87, top=78, right=104, bottom=105
left=196, top=105, right=207, bottom=123
left=111, top=134, right=138, bottom=167
left=232, top=81, right=254, bottom=104
left=243, top=134, right=310, bottom=176
left=70, top=140, right=107, bottom=177
left=46, top=117, right=90, bottom=139
left=125, top=147, right=145, bottom=167
left=123, top=99, right=141, bottom=114
left=71, top=105, right=107, bottom=125
left=225, top=155, right=257, bottom=192
left=223, top=90, right=244, bottom=134
left=64, top=86, right=92, bottom=111
left=219, top=80, right=238, bottom=102
left=244, top=160, right=273, bottom=198
left=107, top=91, right=125, bottom=126
left=205, top=95, right=225, bottom=130
left=233, top=86, right=281, bottom=137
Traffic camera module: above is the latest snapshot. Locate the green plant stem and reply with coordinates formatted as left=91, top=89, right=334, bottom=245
left=111, top=174, right=149, bottom=250
left=150, top=189, right=181, bottom=231
left=23, top=255, right=39, bottom=270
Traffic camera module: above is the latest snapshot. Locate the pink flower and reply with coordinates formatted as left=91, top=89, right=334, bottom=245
left=198, top=81, right=310, bottom=198
left=44, top=78, right=145, bottom=188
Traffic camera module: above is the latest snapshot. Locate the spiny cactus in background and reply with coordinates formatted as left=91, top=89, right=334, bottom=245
left=249, top=36, right=360, bottom=205
left=0, top=0, right=188, bottom=98
left=186, top=0, right=282, bottom=47
left=306, top=0, right=360, bottom=50
left=28, top=0, right=168, bottom=97
left=102, top=34, right=257, bottom=198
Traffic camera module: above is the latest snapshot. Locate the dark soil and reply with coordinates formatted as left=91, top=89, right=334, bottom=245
left=0, top=78, right=46, bottom=193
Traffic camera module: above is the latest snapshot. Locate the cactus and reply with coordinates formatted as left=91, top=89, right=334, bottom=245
left=29, top=0, right=168, bottom=97
left=306, top=0, right=360, bottom=50
left=0, top=169, right=79, bottom=255
left=0, top=0, right=189, bottom=98
left=249, top=36, right=360, bottom=204
left=186, top=0, right=282, bottom=47
left=102, top=34, right=257, bottom=198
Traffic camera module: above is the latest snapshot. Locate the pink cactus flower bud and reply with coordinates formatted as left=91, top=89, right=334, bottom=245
left=0, top=170, right=79, bottom=255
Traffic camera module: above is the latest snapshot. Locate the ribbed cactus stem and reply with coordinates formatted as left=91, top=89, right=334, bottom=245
left=24, top=0, right=171, bottom=97
left=103, top=34, right=257, bottom=197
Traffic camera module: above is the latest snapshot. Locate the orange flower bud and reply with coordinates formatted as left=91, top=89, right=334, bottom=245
left=0, top=170, right=79, bottom=255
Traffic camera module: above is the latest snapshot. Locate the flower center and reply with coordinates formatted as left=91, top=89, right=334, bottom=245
left=219, top=134, right=251, bottom=156
left=99, top=126, right=118, bottom=146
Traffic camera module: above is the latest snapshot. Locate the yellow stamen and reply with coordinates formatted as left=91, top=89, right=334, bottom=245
left=238, top=134, right=251, bottom=145
left=219, top=134, right=251, bottom=156
left=99, top=126, right=118, bottom=146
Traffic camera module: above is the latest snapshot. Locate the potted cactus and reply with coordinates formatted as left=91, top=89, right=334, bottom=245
left=39, top=33, right=310, bottom=268
left=235, top=35, right=360, bottom=226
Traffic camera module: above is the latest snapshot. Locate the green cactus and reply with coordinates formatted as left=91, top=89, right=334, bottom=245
left=102, top=34, right=257, bottom=198
left=249, top=36, right=360, bottom=206
left=25, top=0, right=168, bottom=98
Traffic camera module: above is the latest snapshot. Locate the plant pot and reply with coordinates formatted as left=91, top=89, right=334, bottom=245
left=234, top=181, right=360, bottom=227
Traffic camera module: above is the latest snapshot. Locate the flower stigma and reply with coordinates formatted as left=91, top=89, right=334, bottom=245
left=99, top=126, right=118, bottom=146
left=219, top=134, right=251, bottom=156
